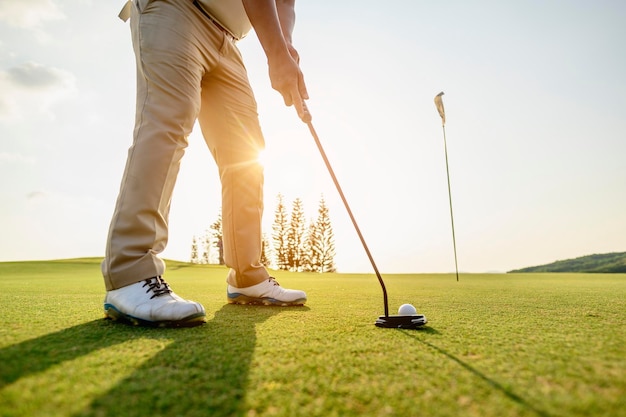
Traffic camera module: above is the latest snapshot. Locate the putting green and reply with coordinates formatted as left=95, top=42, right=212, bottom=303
left=0, top=259, right=624, bottom=417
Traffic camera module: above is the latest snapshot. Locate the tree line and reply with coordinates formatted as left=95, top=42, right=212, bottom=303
left=191, top=194, right=336, bottom=273
left=508, top=252, right=626, bottom=273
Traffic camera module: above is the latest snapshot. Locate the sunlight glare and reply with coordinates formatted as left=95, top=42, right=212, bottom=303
left=257, top=149, right=267, bottom=167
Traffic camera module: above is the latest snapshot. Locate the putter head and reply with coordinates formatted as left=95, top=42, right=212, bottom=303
left=375, top=314, right=428, bottom=329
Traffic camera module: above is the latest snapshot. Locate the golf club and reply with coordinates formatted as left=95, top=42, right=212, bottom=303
left=434, top=92, right=460, bottom=282
left=303, top=111, right=427, bottom=329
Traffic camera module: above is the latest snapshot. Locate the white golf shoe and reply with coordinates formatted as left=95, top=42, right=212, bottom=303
left=227, top=277, right=307, bottom=306
left=104, top=276, right=206, bottom=327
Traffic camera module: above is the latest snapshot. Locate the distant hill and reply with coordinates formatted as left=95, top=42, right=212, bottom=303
left=509, top=252, right=626, bottom=273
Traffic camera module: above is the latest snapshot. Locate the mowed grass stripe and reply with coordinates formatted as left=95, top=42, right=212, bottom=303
left=0, top=259, right=624, bottom=417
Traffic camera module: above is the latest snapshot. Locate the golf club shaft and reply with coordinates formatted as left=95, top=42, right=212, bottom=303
left=306, top=121, right=390, bottom=317
left=442, top=125, right=459, bottom=282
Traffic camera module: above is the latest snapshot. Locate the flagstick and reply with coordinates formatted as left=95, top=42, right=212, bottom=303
left=441, top=124, right=459, bottom=282
left=434, top=92, right=459, bottom=282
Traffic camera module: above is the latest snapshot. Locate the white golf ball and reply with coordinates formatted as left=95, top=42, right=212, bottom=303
left=398, top=303, right=417, bottom=315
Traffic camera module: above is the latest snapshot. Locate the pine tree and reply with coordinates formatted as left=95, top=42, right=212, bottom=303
left=210, top=212, right=224, bottom=265
left=190, top=236, right=199, bottom=264
left=302, top=219, right=320, bottom=272
left=315, top=196, right=336, bottom=272
left=272, top=194, right=289, bottom=270
left=287, top=197, right=306, bottom=271
left=201, top=232, right=210, bottom=264
left=260, top=233, right=271, bottom=268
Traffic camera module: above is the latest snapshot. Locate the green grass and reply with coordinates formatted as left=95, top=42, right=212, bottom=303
left=0, top=259, right=624, bottom=417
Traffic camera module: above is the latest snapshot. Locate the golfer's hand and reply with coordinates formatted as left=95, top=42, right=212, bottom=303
left=268, top=48, right=310, bottom=123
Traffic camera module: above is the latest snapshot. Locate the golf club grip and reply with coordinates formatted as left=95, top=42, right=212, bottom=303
left=306, top=121, right=389, bottom=317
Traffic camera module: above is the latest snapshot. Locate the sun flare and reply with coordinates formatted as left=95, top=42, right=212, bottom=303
left=256, top=149, right=267, bottom=167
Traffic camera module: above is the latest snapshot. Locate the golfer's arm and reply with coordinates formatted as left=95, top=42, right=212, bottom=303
left=276, top=0, right=296, bottom=45
left=241, top=0, right=294, bottom=61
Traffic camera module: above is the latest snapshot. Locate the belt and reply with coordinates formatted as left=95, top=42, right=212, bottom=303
left=192, top=0, right=236, bottom=40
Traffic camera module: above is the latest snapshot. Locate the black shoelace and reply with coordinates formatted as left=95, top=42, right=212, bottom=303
left=142, top=276, right=173, bottom=299
left=268, top=277, right=280, bottom=286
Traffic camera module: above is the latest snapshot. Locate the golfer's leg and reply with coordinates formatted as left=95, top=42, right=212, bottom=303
left=198, top=45, right=269, bottom=289
left=102, top=0, right=203, bottom=290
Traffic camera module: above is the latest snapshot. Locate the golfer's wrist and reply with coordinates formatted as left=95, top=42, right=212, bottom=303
left=266, top=47, right=294, bottom=68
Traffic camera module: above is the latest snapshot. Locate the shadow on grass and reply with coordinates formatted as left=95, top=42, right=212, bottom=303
left=0, top=304, right=307, bottom=417
left=400, top=329, right=553, bottom=417
left=0, top=319, right=137, bottom=389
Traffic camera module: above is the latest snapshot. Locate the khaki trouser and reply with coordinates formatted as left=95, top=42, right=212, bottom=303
left=102, top=0, right=269, bottom=290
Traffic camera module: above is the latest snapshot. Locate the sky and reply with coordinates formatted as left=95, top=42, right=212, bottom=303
left=1, top=0, right=625, bottom=274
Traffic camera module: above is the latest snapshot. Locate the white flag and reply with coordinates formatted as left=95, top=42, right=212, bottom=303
left=434, top=91, right=445, bottom=126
